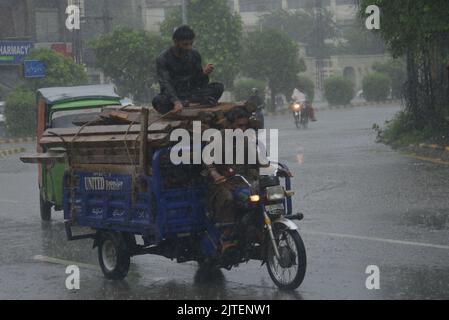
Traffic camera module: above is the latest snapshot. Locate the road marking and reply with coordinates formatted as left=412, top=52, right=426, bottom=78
left=404, top=153, right=449, bottom=166
left=33, top=255, right=99, bottom=270
left=302, top=230, right=449, bottom=250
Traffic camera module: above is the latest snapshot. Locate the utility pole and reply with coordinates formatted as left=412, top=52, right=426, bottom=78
left=182, top=0, right=188, bottom=24
left=313, top=0, right=325, bottom=92
left=103, top=0, right=111, bottom=33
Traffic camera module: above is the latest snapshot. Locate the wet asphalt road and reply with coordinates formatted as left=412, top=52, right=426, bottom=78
left=1, top=103, right=449, bottom=300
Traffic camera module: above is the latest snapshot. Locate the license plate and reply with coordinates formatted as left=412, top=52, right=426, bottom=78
left=266, top=203, right=284, bottom=214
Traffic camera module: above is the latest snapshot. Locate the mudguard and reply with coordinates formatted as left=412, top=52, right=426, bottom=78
left=273, top=217, right=298, bottom=230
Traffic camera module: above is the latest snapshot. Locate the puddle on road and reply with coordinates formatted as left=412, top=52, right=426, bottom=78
left=381, top=264, right=449, bottom=299
left=401, top=209, right=449, bottom=230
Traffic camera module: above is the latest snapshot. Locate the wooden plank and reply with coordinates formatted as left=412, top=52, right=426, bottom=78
left=43, top=122, right=172, bottom=137
left=99, top=109, right=142, bottom=124
left=20, top=151, right=66, bottom=164
left=139, top=108, right=149, bottom=175
left=165, top=102, right=250, bottom=120
left=39, top=132, right=170, bottom=147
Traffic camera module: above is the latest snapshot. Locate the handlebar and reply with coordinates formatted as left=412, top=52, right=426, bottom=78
left=226, top=174, right=252, bottom=188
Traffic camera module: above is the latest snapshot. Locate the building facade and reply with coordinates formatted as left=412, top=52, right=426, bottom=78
left=0, top=0, right=385, bottom=100
left=142, top=0, right=359, bottom=32
left=0, top=0, right=144, bottom=95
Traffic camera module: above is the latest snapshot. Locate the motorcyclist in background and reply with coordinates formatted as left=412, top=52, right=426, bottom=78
left=248, top=88, right=265, bottom=128
left=291, top=87, right=317, bottom=121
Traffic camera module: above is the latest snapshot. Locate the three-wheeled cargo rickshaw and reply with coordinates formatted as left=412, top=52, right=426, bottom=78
left=36, top=85, right=123, bottom=221
left=23, top=104, right=307, bottom=290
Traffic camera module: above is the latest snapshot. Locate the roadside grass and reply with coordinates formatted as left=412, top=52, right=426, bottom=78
left=373, top=110, right=449, bottom=148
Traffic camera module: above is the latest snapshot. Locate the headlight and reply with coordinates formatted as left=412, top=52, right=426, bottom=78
left=293, top=103, right=301, bottom=110
left=249, top=194, right=260, bottom=202
left=266, top=185, right=285, bottom=201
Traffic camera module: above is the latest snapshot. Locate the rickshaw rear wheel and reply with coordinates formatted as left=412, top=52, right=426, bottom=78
left=39, top=195, right=52, bottom=221
left=97, top=231, right=130, bottom=280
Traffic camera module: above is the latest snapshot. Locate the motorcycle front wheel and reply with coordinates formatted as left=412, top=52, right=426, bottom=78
left=294, top=113, right=300, bottom=129
left=266, top=225, right=306, bottom=290
left=301, top=116, right=308, bottom=129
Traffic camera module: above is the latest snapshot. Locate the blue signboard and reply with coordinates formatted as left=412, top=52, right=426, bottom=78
left=0, top=41, right=34, bottom=65
left=24, top=60, right=46, bottom=78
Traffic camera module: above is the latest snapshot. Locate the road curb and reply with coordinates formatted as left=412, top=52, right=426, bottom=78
left=0, top=147, right=27, bottom=158
left=406, top=143, right=449, bottom=163
left=0, top=137, right=35, bottom=145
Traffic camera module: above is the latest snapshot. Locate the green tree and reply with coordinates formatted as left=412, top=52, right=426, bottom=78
left=3, top=48, right=88, bottom=137
left=260, top=8, right=337, bottom=58
left=90, top=27, right=170, bottom=102
left=324, top=76, right=354, bottom=106
left=260, top=9, right=337, bottom=42
left=359, top=0, right=449, bottom=130
left=160, top=0, right=243, bottom=89
left=372, top=59, right=406, bottom=99
left=24, top=48, right=88, bottom=90
left=297, top=75, right=315, bottom=102
left=335, top=22, right=386, bottom=55
left=362, top=72, right=392, bottom=102
left=241, top=29, right=304, bottom=110
left=233, top=79, right=266, bottom=101
left=4, top=87, right=35, bottom=137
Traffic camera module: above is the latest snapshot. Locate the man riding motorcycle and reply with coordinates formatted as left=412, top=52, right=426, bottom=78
left=204, top=108, right=268, bottom=254
left=248, top=88, right=265, bottom=128
left=291, top=87, right=317, bottom=121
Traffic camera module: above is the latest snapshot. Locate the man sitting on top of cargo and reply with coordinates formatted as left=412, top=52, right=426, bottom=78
left=152, top=25, right=224, bottom=114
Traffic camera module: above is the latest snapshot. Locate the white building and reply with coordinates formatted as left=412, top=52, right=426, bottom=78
left=142, top=0, right=359, bottom=33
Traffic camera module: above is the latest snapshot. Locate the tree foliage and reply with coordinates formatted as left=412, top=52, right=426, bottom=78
left=241, top=29, right=304, bottom=109
left=260, top=9, right=337, bottom=44
left=24, top=48, right=88, bottom=91
left=260, top=9, right=337, bottom=58
left=90, top=27, right=170, bottom=102
left=372, top=59, right=406, bottom=99
left=324, top=76, right=354, bottom=106
left=359, top=0, right=449, bottom=130
left=297, top=75, right=315, bottom=103
left=4, top=48, right=88, bottom=137
left=362, top=72, right=391, bottom=102
left=334, top=22, right=386, bottom=55
left=233, top=79, right=266, bottom=102
left=4, top=87, right=35, bottom=137
left=359, top=0, right=449, bottom=57
left=160, top=0, right=243, bottom=89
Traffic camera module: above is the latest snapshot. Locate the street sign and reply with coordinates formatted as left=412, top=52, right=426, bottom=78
left=24, top=60, right=46, bottom=78
left=0, top=41, right=34, bottom=65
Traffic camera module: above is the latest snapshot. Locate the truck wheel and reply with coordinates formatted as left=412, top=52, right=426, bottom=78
left=97, top=232, right=130, bottom=280
left=40, top=195, right=52, bottom=221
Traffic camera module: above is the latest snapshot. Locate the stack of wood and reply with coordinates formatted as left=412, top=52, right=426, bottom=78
left=21, top=101, right=257, bottom=170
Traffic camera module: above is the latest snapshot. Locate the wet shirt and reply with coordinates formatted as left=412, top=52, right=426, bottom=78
left=156, top=48, right=209, bottom=102
left=205, top=129, right=266, bottom=181
left=292, top=88, right=307, bottom=102
left=249, top=94, right=263, bottom=107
